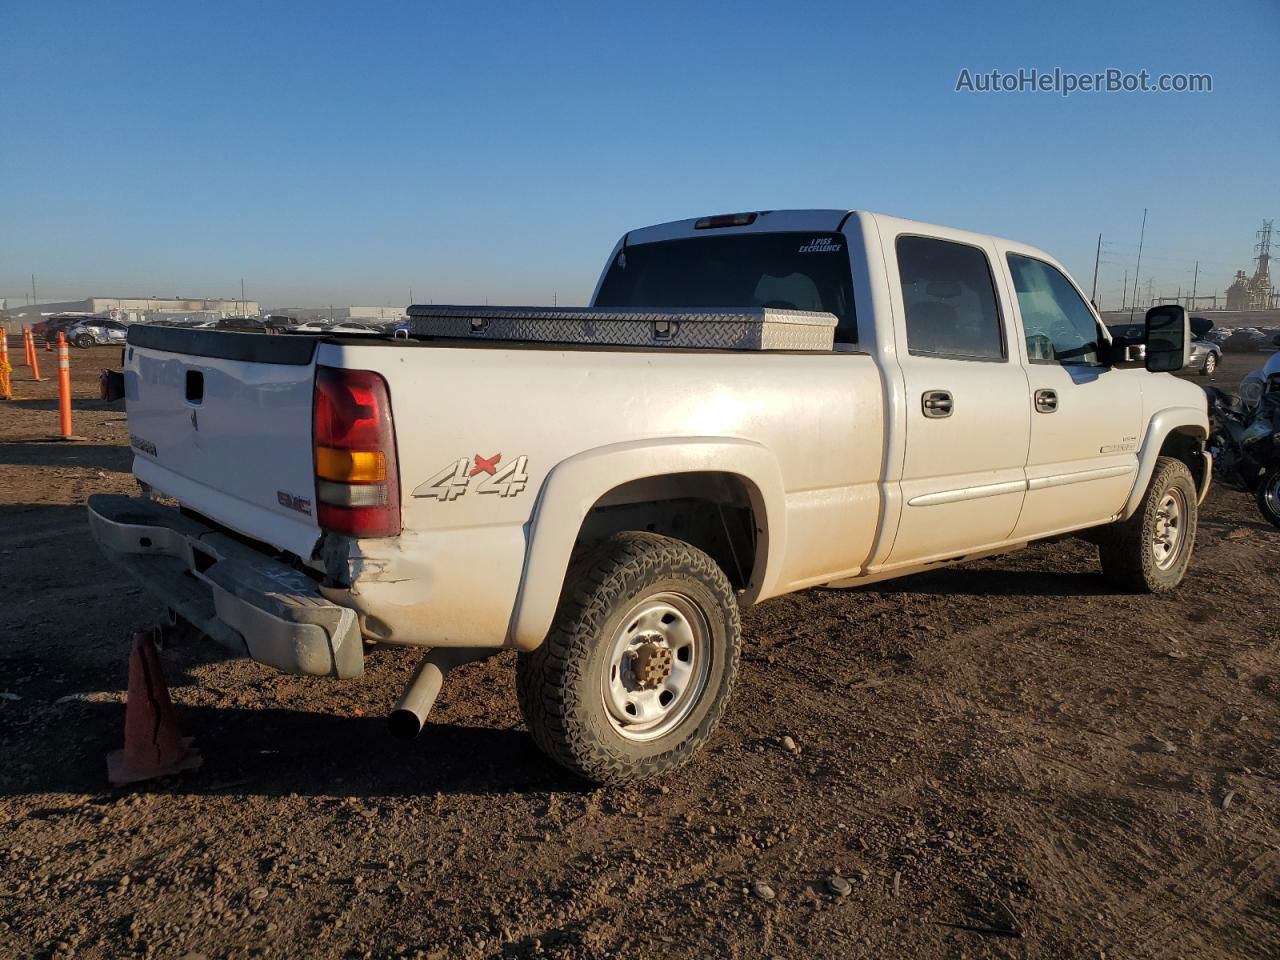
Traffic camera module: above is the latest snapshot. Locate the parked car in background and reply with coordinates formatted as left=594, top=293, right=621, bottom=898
left=325, top=322, right=384, bottom=334
left=1107, top=317, right=1222, bottom=376
left=34, top=314, right=100, bottom=341
left=1188, top=317, right=1222, bottom=376
left=215, top=316, right=295, bottom=334
left=1188, top=334, right=1222, bottom=376
left=67, top=318, right=129, bottom=348
left=291, top=320, right=383, bottom=335
left=152, top=318, right=220, bottom=329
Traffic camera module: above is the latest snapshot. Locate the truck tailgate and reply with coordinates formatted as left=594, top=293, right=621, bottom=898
left=124, top=326, right=322, bottom=558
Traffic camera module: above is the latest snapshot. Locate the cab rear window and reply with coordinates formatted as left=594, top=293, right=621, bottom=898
left=595, top=232, right=858, bottom=344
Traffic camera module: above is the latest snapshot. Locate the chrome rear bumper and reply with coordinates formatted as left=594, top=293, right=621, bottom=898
left=87, top=494, right=363, bottom=678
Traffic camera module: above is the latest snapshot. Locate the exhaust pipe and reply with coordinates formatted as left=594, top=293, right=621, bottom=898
left=388, top=649, right=490, bottom=739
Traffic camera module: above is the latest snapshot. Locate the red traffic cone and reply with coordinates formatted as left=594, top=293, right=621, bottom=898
left=107, top=630, right=203, bottom=785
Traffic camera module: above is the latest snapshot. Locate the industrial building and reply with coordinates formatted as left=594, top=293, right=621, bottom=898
left=1225, top=220, right=1277, bottom=311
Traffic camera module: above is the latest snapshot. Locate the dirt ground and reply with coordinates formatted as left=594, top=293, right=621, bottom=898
left=1, top=342, right=1278, bottom=960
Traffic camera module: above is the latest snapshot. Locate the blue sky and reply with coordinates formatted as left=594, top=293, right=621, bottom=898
left=1, top=0, right=1276, bottom=310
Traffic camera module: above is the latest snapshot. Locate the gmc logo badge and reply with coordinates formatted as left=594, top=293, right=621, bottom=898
left=277, top=491, right=313, bottom=516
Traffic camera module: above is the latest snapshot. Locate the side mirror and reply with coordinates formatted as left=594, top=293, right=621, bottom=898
left=1144, top=304, right=1190, bottom=373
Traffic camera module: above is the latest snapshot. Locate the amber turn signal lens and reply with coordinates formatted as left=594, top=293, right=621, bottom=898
left=315, top=445, right=386, bottom=484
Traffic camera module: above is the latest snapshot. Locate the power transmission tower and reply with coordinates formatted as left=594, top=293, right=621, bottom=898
left=1256, top=220, right=1274, bottom=284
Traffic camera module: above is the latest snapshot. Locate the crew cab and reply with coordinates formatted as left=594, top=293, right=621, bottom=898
left=88, top=209, right=1212, bottom=783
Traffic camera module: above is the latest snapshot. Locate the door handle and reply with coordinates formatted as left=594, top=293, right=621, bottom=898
left=1034, top=388, right=1058, bottom=414
left=922, top=389, right=954, bottom=418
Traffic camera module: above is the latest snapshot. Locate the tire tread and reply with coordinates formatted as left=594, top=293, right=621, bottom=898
left=1097, top=456, right=1197, bottom=593
left=516, top=532, right=740, bottom=784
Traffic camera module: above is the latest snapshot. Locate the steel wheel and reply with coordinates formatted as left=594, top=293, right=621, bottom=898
left=601, top=591, right=711, bottom=742
left=1151, top=488, right=1187, bottom=570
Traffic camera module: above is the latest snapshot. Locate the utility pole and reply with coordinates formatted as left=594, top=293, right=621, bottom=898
left=1190, top=261, right=1199, bottom=307
left=1121, top=269, right=1129, bottom=312
left=553, top=291, right=557, bottom=307
left=240, top=278, right=246, bottom=315
left=1091, top=233, right=1102, bottom=302
left=31, top=274, right=38, bottom=306
left=1146, top=278, right=1153, bottom=309
left=1129, top=208, right=1147, bottom=322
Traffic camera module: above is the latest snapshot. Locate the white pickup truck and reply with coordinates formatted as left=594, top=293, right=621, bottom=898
left=89, top=209, right=1211, bottom=783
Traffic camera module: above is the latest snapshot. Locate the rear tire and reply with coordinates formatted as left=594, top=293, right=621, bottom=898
left=516, top=532, right=740, bottom=784
left=1201, top=353, right=1218, bottom=377
left=1256, top=466, right=1280, bottom=529
left=1097, top=456, right=1198, bottom=593
left=75, top=333, right=93, bottom=349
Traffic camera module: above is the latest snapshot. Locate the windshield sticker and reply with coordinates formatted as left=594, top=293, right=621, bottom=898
left=798, top=237, right=842, bottom=253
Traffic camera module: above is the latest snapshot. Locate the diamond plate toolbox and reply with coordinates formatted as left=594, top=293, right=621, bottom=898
left=405, top=305, right=837, bottom=351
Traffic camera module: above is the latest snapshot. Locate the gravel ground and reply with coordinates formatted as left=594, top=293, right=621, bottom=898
left=1, top=342, right=1278, bottom=959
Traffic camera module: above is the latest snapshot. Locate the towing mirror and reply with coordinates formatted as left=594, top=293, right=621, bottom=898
left=1144, top=304, right=1190, bottom=373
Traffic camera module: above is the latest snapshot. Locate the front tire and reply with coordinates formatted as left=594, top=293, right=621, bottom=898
left=75, top=333, right=93, bottom=349
left=516, top=532, right=741, bottom=784
left=1097, top=456, right=1198, bottom=592
left=1256, top=466, right=1280, bottom=529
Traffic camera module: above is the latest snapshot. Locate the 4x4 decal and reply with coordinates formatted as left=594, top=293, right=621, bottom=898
left=413, top=453, right=530, bottom=501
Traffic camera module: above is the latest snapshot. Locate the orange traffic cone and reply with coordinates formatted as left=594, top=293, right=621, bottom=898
left=107, top=630, right=203, bottom=785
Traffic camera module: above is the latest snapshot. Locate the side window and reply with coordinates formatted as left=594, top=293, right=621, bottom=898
left=1006, top=254, right=1102, bottom=365
left=896, top=236, right=1005, bottom=360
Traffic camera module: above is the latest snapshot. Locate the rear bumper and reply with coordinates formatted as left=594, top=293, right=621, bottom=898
left=86, top=494, right=363, bottom=678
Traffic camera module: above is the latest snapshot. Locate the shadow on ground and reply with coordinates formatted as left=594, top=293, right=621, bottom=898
left=4, top=397, right=125, bottom=414
left=0, top=443, right=133, bottom=470
left=0, top=704, right=586, bottom=800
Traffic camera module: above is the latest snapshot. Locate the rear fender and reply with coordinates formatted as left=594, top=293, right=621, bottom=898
left=507, top=437, right=785, bottom=650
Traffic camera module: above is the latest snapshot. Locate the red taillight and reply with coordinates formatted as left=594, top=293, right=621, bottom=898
left=313, top=366, right=401, bottom=537
left=694, top=212, right=758, bottom=229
